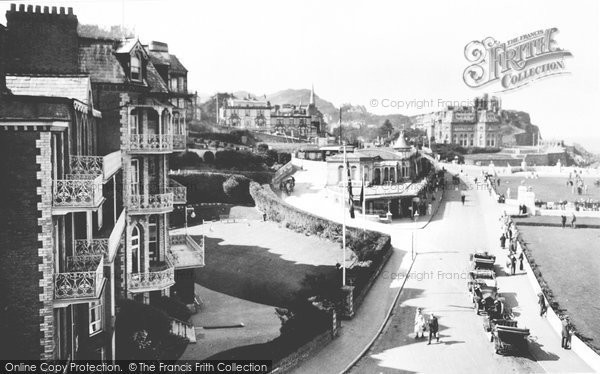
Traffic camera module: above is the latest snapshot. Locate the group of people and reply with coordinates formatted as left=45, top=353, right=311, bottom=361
left=560, top=213, right=577, bottom=229
left=567, top=172, right=587, bottom=196
left=414, top=308, right=440, bottom=345
left=499, top=212, right=524, bottom=275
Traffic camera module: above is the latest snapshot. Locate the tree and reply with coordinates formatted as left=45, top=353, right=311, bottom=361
left=222, top=175, right=251, bottom=203
left=203, top=151, right=215, bottom=163
left=379, top=119, right=394, bottom=138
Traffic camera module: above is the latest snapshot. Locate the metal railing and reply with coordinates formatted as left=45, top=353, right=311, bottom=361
left=70, top=152, right=122, bottom=182
left=128, top=193, right=174, bottom=213
left=125, top=134, right=173, bottom=152
left=173, top=134, right=186, bottom=151
left=74, top=239, right=109, bottom=258
left=53, top=176, right=103, bottom=209
left=70, top=156, right=103, bottom=176
left=169, top=234, right=205, bottom=267
left=54, top=255, right=104, bottom=300
left=127, top=259, right=175, bottom=292
left=168, top=179, right=187, bottom=205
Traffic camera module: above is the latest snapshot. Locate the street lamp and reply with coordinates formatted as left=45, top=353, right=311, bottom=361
left=184, top=206, right=196, bottom=234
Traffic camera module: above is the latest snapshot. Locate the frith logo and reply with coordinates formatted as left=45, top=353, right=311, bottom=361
left=463, top=28, right=573, bottom=92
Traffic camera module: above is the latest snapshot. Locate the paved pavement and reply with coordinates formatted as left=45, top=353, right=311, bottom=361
left=284, top=162, right=594, bottom=374
left=180, top=284, right=280, bottom=360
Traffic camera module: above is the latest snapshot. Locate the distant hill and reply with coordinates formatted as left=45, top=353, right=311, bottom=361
left=267, top=88, right=410, bottom=130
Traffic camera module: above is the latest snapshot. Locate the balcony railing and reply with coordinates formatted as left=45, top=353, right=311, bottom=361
left=124, top=134, right=173, bottom=153
left=127, top=259, right=175, bottom=292
left=54, top=255, right=104, bottom=301
left=169, top=234, right=205, bottom=269
left=74, top=239, right=109, bottom=258
left=173, top=134, right=186, bottom=151
left=53, top=176, right=103, bottom=210
left=70, top=152, right=122, bottom=182
left=168, top=179, right=187, bottom=205
left=128, top=193, right=174, bottom=214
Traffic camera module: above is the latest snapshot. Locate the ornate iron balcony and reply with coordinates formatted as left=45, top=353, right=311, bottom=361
left=167, top=179, right=186, bottom=205
left=127, top=259, right=175, bottom=292
left=53, top=176, right=103, bottom=210
left=128, top=193, right=174, bottom=214
left=54, top=255, right=104, bottom=301
left=70, top=152, right=122, bottom=182
left=173, top=134, right=186, bottom=152
left=124, top=134, right=173, bottom=153
left=74, top=239, right=109, bottom=258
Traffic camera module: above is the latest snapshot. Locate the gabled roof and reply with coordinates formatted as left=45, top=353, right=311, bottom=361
left=116, top=38, right=148, bottom=59
left=146, top=63, right=168, bottom=93
left=79, top=43, right=127, bottom=84
left=148, top=50, right=171, bottom=67
left=6, top=74, right=93, bottom=105
left=169, top=54, right=187, bottom=74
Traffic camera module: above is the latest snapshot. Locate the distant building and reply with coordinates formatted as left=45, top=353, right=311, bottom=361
left=218, top=86, right=325, bottom=139
left=325, top=133, right=434, bottom=218
left=414, top=94, right=502, bottom=148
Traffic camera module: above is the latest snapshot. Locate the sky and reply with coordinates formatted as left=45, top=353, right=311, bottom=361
left=2, top=0, right=600, bottom=152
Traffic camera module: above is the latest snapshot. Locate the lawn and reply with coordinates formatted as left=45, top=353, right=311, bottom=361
left=517, top=224, right=600, bottom=351
left=498, top=175, right=600, bottom=202
left=192, top=221, right=341, bottom=308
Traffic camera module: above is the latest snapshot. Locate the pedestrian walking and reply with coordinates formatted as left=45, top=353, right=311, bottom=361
left=571, top=213, right=577, bottom=229
left=500, top=233, right=506, bottom=249
left=518, top=251, right=524, bottom=271
left=427, top=314, right=439, bottom=344
left=414, top=308, right=426, bottom=339
left=506, top=187, right=511, bottom=199
left=561, top=214, right=566, bottom=228
left=461, top=190, right=466, bottom=205
left=538, top=293, right=547, bottom=317
left=510, top=254, right=516, bottom=275
left=561, top=317, right=572, bottom=349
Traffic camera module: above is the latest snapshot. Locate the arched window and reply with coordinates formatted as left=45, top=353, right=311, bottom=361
left=337, top=165, right=344, bottom=183
left=351, top=166, right=357, bottom=180
left=389, top=168, right=396, bottom=183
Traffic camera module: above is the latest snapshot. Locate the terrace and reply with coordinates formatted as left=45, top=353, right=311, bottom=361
left=169, top=234, right=205, bottom=269
left=52, top=175, right=104, bottom=213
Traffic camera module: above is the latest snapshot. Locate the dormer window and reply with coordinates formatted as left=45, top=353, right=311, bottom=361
left=131, top=55, right=141, bottom=81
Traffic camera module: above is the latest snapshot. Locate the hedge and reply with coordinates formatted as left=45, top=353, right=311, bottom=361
left=248, top=181, right=391, bottom=261
left=172, top=172, right=253, bottom=205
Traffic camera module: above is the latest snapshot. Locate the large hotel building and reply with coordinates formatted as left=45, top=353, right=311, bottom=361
left=218, top=87, right=325, bottom=139
left=0, top=4, right=203, bottom=360
left=413, top=94, right=503, bottom=148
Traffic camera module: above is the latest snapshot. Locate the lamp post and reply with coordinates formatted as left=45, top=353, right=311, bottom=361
left=184, top=206, right=196, bottom=235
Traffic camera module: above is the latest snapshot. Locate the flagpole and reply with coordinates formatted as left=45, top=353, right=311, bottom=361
left=362, top=165, right=366, bottom=232
left=342, top=143, right=347, bottom=287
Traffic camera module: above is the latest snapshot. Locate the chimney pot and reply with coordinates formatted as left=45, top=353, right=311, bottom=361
left=27, top=5, right=33, bottom=12
left=59, top=7, right=65, bottom=14
left=68, top=7, right=73, bottom=15
left=10, top=4, right=16, bottom=11
left=44, top=6, right=49, bottom=13
left=35, top=5, right=41, bottom=13
left=52, top=6, right=57, bottom=14
left=18, top=4, right=24, bottom=11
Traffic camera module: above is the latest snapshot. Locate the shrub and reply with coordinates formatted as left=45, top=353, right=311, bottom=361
left=257, top=143, right=269, bottom=153
left=115, top=299, right=171, bottom=360
left=222, top=175, right=252, bottom=204
left=203, top=151, right=215, bottom=163
left=248, top=182, right=391, bottom=260
left=172, top=172, right=254, bottom=205
left=170, top=152, right=202, bottom=169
